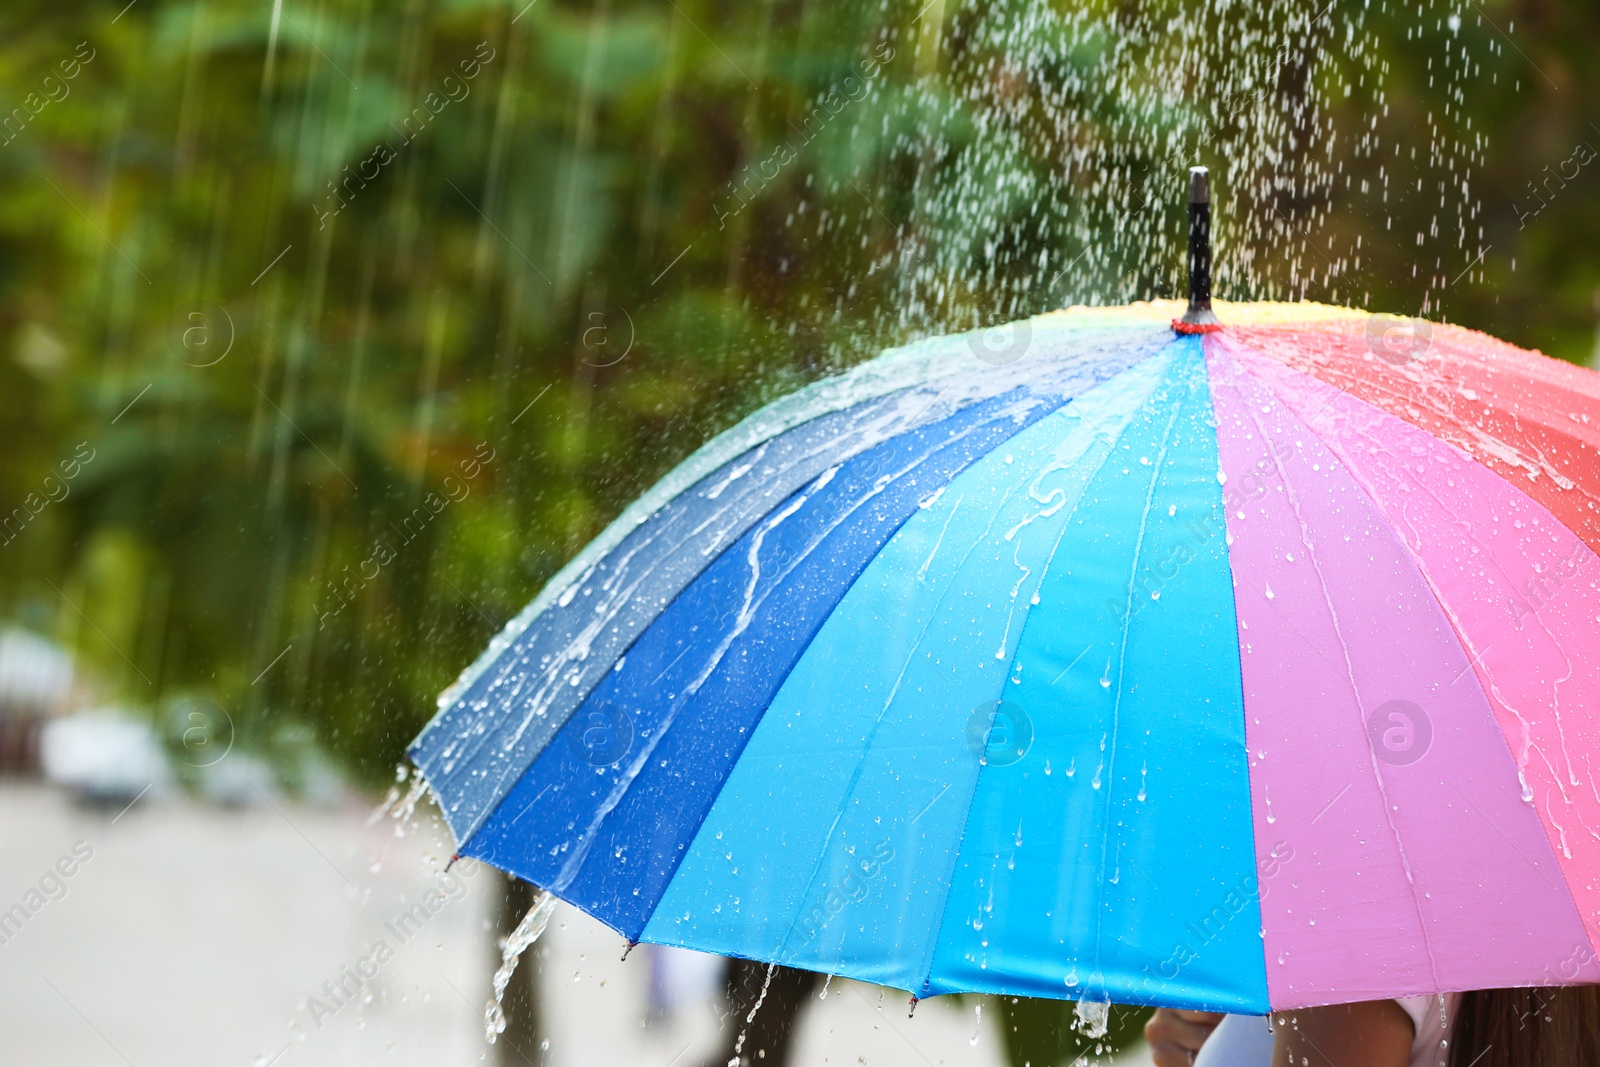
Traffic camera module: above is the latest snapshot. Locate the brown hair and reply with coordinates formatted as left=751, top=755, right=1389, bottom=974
left=1447, top=986, right=1600, bottom=1067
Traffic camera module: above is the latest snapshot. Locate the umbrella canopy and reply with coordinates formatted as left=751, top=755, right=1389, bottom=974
left=411, top=300, right=1600, bottom=1014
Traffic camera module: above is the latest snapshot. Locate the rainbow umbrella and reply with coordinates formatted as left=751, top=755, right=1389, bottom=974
left=411, top=187, right=1600, bottom=1014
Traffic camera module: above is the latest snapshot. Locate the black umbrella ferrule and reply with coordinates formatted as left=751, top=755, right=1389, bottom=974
left=1177, top=166, right=1221, bottom=333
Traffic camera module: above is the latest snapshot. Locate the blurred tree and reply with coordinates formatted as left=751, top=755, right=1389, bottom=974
left=496, top=873, right=548, bottom=1066
left=1, top=0, right=1594, bottom=782
left=998, top=996, right=1152, bottom=1066
left=699, top=960, right=822, bottom=1067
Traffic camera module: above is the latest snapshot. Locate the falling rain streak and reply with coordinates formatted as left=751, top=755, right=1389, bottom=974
left=1, top=0, right=1512, bottom=807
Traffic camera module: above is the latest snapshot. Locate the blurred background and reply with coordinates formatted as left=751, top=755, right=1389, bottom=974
left=0, top=0, right=1596, bottom=1063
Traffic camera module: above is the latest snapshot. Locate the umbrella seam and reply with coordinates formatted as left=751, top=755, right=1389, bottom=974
left=424, top=323, right=1168, bottom=734
left=1225, top=334, right=1600, bottom=970
left=420, top=331, right=1165, bottom=845
left=1215, top=339, right=1445, bottom=1000
left=755, top=350, right=1170, bottom=988
left=1085, top=340, right=1190, bottom=1000
left=621, top=373, right=1114, bottom=941
left=1198, top=335, right=1282, bottom=1013
left=909, top=347, right=1176, bottom=998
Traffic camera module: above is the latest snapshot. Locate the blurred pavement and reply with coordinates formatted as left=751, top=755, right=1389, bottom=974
left=0, top=781, right=1154, bottom=1067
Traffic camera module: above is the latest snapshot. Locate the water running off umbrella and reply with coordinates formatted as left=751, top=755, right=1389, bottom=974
left=369, top=763, right=430, bottom=838
left=486, top=889, right=560, bottom=1042
left=727, top=962, right=779, bottom=1067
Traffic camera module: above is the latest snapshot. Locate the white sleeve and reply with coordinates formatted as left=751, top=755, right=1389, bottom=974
left=1194, top=1013, right=1275, bottom=1067
left=1395, top=993, right=1459, bottom=1067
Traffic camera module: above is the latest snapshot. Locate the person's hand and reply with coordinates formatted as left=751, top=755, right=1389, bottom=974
left=1145, top=1008, right=1225, bottom=1066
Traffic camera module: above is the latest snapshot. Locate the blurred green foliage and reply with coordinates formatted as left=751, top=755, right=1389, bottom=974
left=2, top=0, right=1596, bottom=786
left=0, top=0, right=906, bottom=775
left=998, top=997, right=1152, bottom=1066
